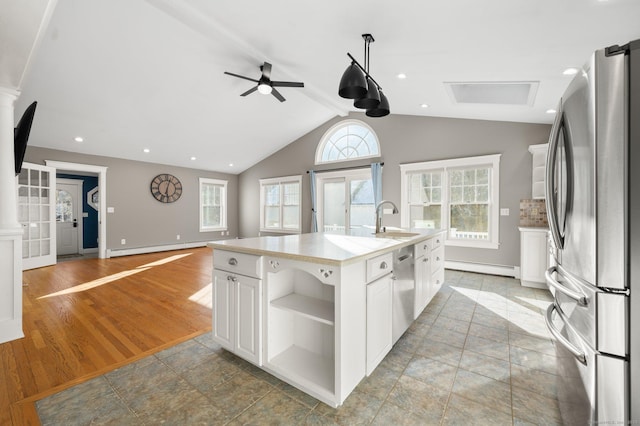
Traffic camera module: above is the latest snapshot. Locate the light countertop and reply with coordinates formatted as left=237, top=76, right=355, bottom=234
left=518, top=226, right=549, bottom=232
left=208, top=228, right=444, bottom=266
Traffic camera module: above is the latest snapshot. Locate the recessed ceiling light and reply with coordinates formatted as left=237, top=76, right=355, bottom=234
left=74, top=136, right=83, bottom=143
left=546, top=109, right=557, bottom=114
left=229, top=163, right=234, bottom=167
left=420, top=103, right=429, bottom=108
left=563, top=68, right=579, bottom=75
left=397, top=73, right=407, bottom=79
left=143, top=148, right=150, bottom=153
left=190, top=156, right=197, bottom=161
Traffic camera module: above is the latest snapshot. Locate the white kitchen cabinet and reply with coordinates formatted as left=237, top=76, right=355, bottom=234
left=366, top=268, right=392, bottom=375
left=413, top=242, right=431, bottom=318
left=212, top=269, right=233, bottom=349
left=212, top=250, right=263, bottom=365
left=413, top=232, right=446, bottom=318
left=528, top=143, right=548, bottom=199
left=519, top=227, right=549, bottom=288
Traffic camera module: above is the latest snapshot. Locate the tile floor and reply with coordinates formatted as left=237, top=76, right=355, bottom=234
left=36, top=270, right=562, bottom=425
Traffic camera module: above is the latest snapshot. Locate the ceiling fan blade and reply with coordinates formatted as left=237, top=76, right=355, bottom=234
left=271, top=87, right=286, bottom=102
left=240, top=86, right=258, bottom=97
left=262, top=62, right=272, bottom=79
left=271, top=81, right=304, bottom=88
left=224, top=71, right=259, bottom=83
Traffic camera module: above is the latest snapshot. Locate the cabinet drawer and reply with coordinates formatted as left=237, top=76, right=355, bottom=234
left=431, top=245, right=444, bottom=274
left=366, top=252, right=393, bottom=283
left=214, top=250, right=262, bottom=278
left=432, top=233, right=444, bottom=250
left=414, top=239, right=432, bottom=258
left=431, top=268, right=444, bottom=293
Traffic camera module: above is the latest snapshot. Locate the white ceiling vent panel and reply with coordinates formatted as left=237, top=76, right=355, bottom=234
left=444, top=81, right=539, bottom=106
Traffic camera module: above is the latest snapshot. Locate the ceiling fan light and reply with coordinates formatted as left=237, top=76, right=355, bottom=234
left=366, top=90, right=390, bottom=117
left=257, top=83, right=272, bottom=95
left=338, top=62, right=367, bottom=99
left=353, top=77, right=380, bottom=109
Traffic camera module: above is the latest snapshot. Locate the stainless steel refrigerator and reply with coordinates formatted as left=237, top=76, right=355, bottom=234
left=544, top=39, right=639, bottom=424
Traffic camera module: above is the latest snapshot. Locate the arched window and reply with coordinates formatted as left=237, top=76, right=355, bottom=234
left=315, top=120, right=380, bottom=165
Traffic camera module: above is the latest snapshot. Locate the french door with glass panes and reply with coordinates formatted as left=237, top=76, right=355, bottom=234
left=18, top=162, right=56, bottom=270
left=316, top=169, right=375, bottom=234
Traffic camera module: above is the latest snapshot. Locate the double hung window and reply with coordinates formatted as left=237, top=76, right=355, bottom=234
left=400, top=154, right=500, bottom=249
left=260, top=176, right=301, bottom=233
left=200, top=178, right=227, bottom=232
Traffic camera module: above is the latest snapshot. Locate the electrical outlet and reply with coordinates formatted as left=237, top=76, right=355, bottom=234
left=120, top=238, right=126, bottom=245
left=500, top=208, right=510, bottom=216
left=176, top=234, right=180, bottom=240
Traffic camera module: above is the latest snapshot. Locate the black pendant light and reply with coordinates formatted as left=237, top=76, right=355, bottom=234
left=354, top=77, right=380, bottom=109
left=366, top=90, right=390, bottom=117
left=338, top=62, right=367, bottom=99
left=339, top=34, right=389, bottom=117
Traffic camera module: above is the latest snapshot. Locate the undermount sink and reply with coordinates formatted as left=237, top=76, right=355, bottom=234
left=373, top=231, right=420, bottom=239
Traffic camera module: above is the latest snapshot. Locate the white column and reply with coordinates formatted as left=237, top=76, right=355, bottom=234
left=0, top=87, right=24, bottom=343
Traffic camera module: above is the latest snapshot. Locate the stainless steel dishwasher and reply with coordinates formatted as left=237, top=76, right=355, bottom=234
left=392, top=246, right=415, bottom=343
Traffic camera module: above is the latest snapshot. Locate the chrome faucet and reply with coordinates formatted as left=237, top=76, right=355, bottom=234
left=375, top=200, right=399, bottom=233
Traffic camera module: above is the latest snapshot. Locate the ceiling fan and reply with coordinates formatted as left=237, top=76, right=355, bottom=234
left=224, top=62, right=304, bottom=102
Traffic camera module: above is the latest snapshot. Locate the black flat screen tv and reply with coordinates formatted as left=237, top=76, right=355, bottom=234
left=14, top=101, right=37, bottom=176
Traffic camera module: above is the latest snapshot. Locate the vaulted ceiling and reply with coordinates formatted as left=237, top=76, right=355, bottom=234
left=10, top=0, right=640, bottom=173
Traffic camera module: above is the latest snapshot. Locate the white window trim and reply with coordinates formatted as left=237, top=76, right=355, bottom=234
left=400, top=154, right=501, bottom=249
left=259, top=175, right=302, bottom=234
left=315, top=119, right=381, bottom=165
left=199, top=178, right=227, bottom=232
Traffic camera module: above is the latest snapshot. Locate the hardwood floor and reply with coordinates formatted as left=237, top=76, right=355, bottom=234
left=0, top=247, right=213, bottom=425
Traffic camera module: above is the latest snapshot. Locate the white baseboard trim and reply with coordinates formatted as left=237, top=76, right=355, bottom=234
left=445, top=260, right=517, bottom=278
left=107, top=241, right=209, bottom=258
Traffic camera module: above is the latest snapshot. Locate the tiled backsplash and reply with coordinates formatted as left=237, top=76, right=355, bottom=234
left=520, top=199, right=548, bottom=227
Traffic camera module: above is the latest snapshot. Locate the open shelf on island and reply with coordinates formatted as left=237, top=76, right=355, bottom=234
left=268, top=345, right=335, bottom=397
left=271, top=293, right=334, bottom=325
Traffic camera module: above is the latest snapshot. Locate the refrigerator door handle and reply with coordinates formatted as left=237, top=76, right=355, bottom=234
left=546, top=101, right=565, bottom=251
left=545, top=303, right=587, bottom=364
left=545, top=265, right=589, bottom=305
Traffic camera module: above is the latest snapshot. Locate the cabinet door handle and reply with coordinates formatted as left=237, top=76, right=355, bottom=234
left=423, top=258, right=428, bottom=263
left=227, top=275, right=237, bottom=282
left=380, top=261, right=388, bottom=270
left=228, top=258, right=238, bottom=266
left=436, top=256, right=441, bottom=261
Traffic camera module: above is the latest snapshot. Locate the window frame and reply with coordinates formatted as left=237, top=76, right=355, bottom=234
left=315, top=119, right=380, bottom=165
left=199, top=177, right=228, bottom=232
left=314, top=168, right=374, bottom=234
left=400, top=154, right=501, bottom=249
left=259, top=175, right=302, bottom=234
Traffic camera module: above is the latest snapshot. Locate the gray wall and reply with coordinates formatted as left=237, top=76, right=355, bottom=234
left=25, top=146, right=238, bottom=251
left=239, top=112, right=551, bottom=268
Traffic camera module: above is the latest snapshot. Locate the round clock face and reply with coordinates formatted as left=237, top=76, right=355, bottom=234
left=150, top=174, right=182, bottom=203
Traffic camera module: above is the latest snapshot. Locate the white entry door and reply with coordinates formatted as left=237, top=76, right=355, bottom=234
left=18, top=162, right=57, bottom=270
left=56, top=179, right=82, bottom=256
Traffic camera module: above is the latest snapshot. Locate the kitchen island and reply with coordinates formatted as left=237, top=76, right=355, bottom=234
left=207, top=229, right=445, bottom=407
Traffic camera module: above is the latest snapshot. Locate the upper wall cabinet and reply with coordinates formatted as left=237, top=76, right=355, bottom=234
left=528, top=144, right=548, bottom=199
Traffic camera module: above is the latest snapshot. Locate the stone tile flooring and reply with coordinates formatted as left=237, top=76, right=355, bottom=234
left=36, top=270, right=562, bottom=425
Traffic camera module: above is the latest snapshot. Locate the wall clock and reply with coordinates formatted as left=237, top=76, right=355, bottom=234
left=150, top=174, right=182, bottom=203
